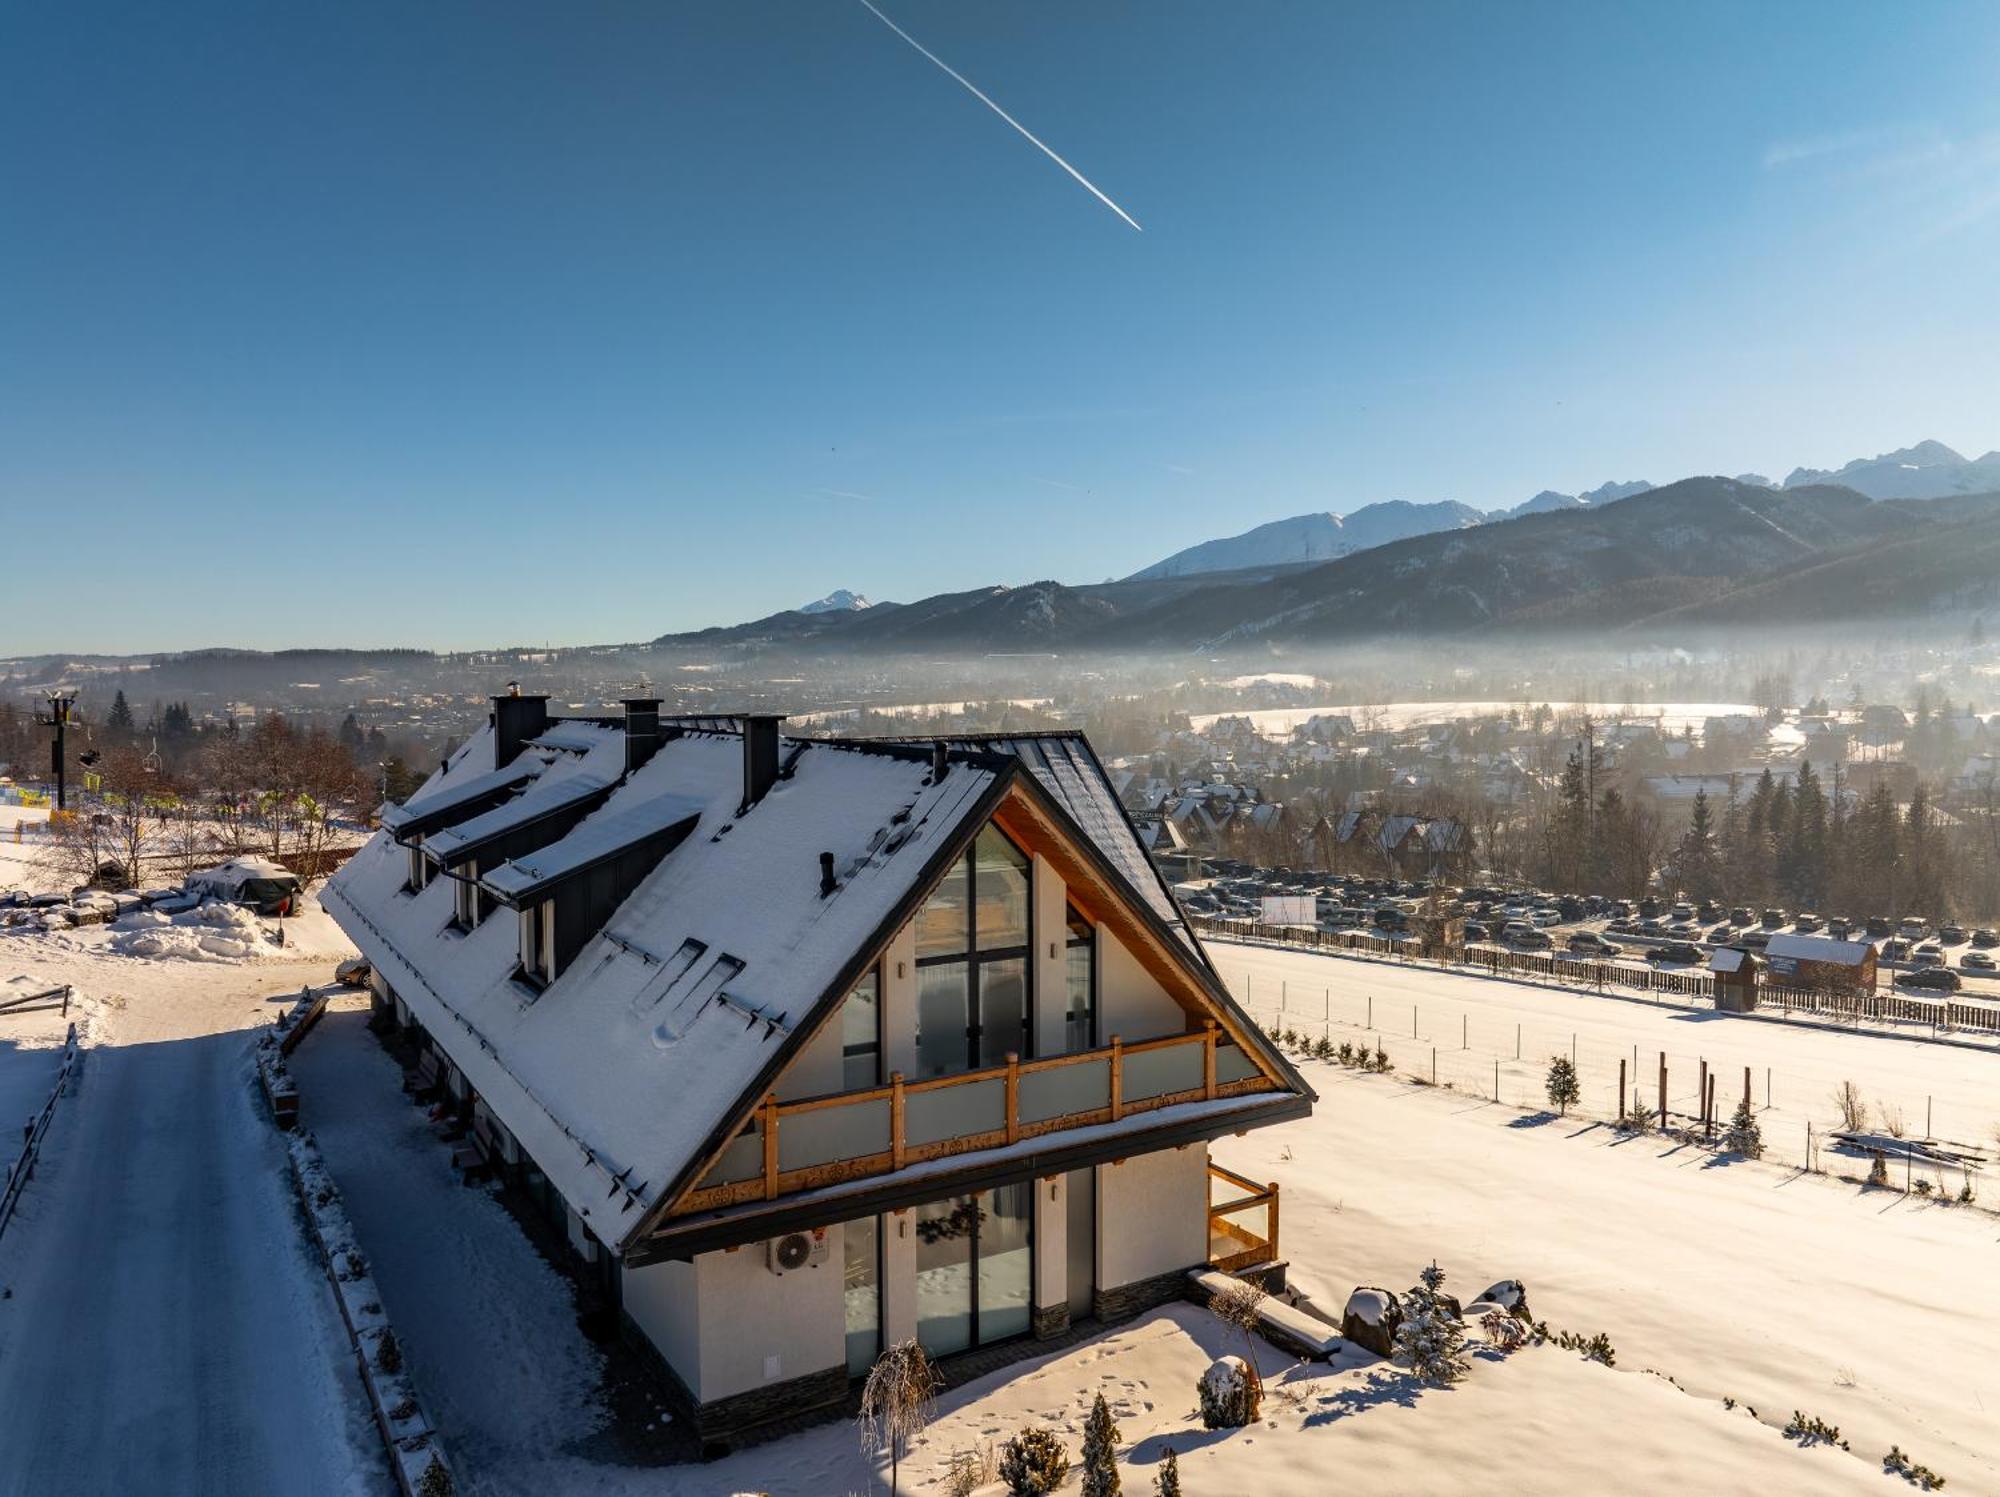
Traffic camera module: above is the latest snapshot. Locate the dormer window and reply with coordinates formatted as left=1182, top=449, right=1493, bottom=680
left=407, top=843, right=431, bottom=893
left=518, top=900, right=554, bottom=987
left=452, top=863, right=483, bottom=931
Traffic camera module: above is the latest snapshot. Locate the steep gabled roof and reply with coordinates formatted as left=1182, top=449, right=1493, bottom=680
left=328, top=725, right=1009, bottom=1249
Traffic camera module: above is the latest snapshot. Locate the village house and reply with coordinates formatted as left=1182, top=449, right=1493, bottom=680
left=325, top=693, right=1311, bottom=1450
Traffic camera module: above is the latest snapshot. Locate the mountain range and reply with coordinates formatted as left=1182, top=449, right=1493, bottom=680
left=663, top=469, right=2000, bottom=657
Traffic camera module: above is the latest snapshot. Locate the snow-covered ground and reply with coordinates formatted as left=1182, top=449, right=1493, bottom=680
left=279, top=945, right=1996, bottom=1494
left=0, top=936, right=386, bottom=1494
left=1211, top=939, right=2000, bottom=1175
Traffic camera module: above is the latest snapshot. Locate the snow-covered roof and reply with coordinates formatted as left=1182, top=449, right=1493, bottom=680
left=380, top=756, right=544, bottom=835
left=421, top=726, right=627, bottom=867
left=190, top=856, right=298, bottom=890
left=1763, top=933, right=1873, bottom=966
left=328, top=724, right=1007, bottom=1248
left=1709, top=947, right=1747, bottom=974
left=479, top=791, right=709, bottom=901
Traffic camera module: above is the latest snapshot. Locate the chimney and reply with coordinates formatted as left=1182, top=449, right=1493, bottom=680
left=492, top=690, right=550, bottom=768
left=740, top=714, right=785, bottom=811
left=622, top=698, right=662, bottom=774
left=931, top=741, right=950, bottom=782
left=818, top=851, right=837, bottom=897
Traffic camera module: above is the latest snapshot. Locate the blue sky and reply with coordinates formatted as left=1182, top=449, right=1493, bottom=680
left=4, top=1, right=1999, bottom=653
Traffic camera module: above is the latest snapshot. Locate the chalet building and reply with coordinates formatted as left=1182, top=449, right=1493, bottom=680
left=325, top=693, right=1311, bottom=1449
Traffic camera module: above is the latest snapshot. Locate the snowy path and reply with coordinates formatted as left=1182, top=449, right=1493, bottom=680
left=287, top=1003, right=619, bottom=1496
left=0, top=954, right=387, bottom=1497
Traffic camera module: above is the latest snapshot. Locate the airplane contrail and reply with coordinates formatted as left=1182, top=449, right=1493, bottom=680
left=856, top=0, right=1143, bottom=232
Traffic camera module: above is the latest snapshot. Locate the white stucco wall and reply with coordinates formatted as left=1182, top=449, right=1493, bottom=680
left=1034, top=1172, right=1066, bottom=1310
left=624, top=1230, right=850, bottom=1403
left=1098, top=1143, right=1208, bottom=1288
left=1098, top=926, right=1187, bottom=1045
left=881, top=925, right=917, bottom=1079
left=881, top=1207, right=917, bottom=1347
left=622, top=1256, right=702, bottom=1392
left=1032, top=852, right=1071, bottom=1054
left=694, top=1231, right=847, bottom=1400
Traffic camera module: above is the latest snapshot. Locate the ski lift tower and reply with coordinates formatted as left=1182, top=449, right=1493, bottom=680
left=34, top=692, right=78, bottom=810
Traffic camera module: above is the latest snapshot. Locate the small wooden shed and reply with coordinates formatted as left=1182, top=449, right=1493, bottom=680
left=1710, top=946, right=1759, bottom=1012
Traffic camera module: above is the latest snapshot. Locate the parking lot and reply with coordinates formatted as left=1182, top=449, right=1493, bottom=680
left=1178, top=862, right=2000, bottom=999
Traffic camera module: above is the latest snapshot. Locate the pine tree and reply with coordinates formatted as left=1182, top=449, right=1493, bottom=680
left=1675, top=788, right=1724, bottom=904
left=1154, top=1448, right=1182, bottom=1497
left=1080, top=1392, right=1121, bottom=1497
left=107, top=689, right=135, bottom=737
left=1393, top=1261, right=1469, bottom=1384
left=1724, top=1097, right=1764, bottom=1159
left=1545, top=1054, right=1580, bottom=1116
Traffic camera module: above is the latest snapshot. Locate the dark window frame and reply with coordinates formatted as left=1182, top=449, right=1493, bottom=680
left=913, top=825, right=1035, bottom=1072
left=914, top=1184, right=1036, bottom=1356
left=1064, top=903, right=1096, bottom=1053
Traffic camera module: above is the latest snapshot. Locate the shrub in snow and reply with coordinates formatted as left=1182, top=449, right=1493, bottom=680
left=1336, top=1041, right=1356, bottom=1066
left=1080, top=1392, right=1121, bottom=1497
left=1197, top=1356, right=1259, bottom=1429
left=941, top=1447, right=994, bottom=1497
left=1479, top=1308, right=1527, bottom=1351
left=998, top=1425, right=1070, bottom=1496
left=1393, top=1262, right=1469, bottom=1385
left=1723, top=1098, right=1763, bottom=1159
left=1784, top=1410, right=1848, bottom=1449
left=414, top=1454, right=454, bottom=1497
left=1545, top=1055, right=1580, bottom=1115
left=1154, top=1447, right=1182, bottom=1497
left=1207, top=1278, right=1268, bottom=1396
left=375, top=1328, right=402, bottom=1375
left=1884, top=1444, right=1947, bottom=1489
left=1311, top=1034, right=1335, bottom=1062
left=1340, top=1286, right=1403, bottom=1358
left=1372, top=1046, right=1393, bottom=1073
left=1867, top=1151, right=1891, bottom=1188
left=1831, top=1080, right=1868, bottom=1132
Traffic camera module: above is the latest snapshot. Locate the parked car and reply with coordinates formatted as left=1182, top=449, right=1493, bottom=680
left=1511, top=928, right=1554, bottom=951
left=1882, top=938, right=1911, bottom=962
left=1670, top=902, right=1695, bottom=923
left=1974, top=928, right=1998, bottom=948
left=1912, top=943, right=1945, bottom=968
left=1865, top=915, right=1892, bottom=939
left=1940, top=924, right=1967, bottom=945
left=1646, top=942, right=1704, bottom=966
left=1567, top=931, right=1623, bottom=957
left=1696, top=901, right=1722, bottom=924
left=1610, top=900, right=1634, bottom=920
left=1736, top=929, right=1770, bottom=950
left=1463, top=920, right=1489, bottom=943
left=1792, top=912, right=1821, bottom=933
left=1529, top=907, right=1562, bottom=928
left=1901, top=967, right=1962, bottom=993
left=1759, top=908, right=1786, bottom=929
left=1897, top=917, right=1929, bottom=941
left=1708, top=924, right=1734, bottom=943
left=1826, top=918, right=1852, bottom=940
left=1639, top=896, right=1664, bottom=918
left=1959, top=950, right=1996, bottom=972
left=1730, top=906, right=1754, bottom=926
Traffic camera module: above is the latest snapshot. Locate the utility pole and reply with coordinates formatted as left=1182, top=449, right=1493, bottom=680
left=34, top=692, right=78, bottom=811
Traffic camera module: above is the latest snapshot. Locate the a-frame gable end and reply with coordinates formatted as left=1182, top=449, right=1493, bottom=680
left=989, top=779, right=1306, bottom=1100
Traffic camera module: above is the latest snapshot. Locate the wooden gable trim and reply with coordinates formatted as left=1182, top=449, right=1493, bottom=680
left=989, top=786, right=1289, bottom=1092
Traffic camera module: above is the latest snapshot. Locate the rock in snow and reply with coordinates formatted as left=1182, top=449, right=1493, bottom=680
left=1341, top=1286, right=1404, bottom=1356
left=1477, top=1279, right=1532, bottom=1321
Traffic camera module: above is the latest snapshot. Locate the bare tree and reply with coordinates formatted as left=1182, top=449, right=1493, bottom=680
left=858, top=1338, right=938, bottom=1496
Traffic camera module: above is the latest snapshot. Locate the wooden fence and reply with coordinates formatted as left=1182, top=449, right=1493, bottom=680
left=1190, top=916, right=1718, bottom=1002
left=1191, top=916, right=2000, bottom=1038
left=0, top=984, right=71, bottom=1019
left=0, top=1024, right=81, bottom=1242
left=1208, top=1161, right=1279, bottom=1273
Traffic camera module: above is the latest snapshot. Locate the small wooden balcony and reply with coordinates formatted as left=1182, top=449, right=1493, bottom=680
left=673, top=1021, right=1277, bottom=1218
left=1207, top=1162, right=1280, bottom=1272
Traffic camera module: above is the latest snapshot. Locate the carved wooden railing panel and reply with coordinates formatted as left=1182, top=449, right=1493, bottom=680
left=673, top=1020, right=1278, bottom=1217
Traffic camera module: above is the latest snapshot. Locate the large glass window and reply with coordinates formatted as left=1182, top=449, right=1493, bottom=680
left=840, top=968, right=881, bottom=1091
left=844, top=1215, right=880, bottom=1378
left=912, top=826, right=1036, bottom=1075
left=1064, top=906, right=1095, bottom=1054
left=914, top=1189, right=1033, bottom=1360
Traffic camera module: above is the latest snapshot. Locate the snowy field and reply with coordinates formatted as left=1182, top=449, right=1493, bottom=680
left=0, top=923, right=385, bottom=1494
left=1187, top=699, right=1761, bottom=736
left=280, top=949, right=1997, bottom=1494
left=1212, top=939, right=2000, bottom=1176
left=0, top=804, right=48, bottom=892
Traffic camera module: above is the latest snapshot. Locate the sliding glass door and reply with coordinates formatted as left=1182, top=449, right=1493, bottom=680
left=914, top=1184, right=1034, bottom=1359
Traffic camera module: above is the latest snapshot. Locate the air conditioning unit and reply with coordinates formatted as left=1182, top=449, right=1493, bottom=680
left=767, top=1227, right=829, bottom=1274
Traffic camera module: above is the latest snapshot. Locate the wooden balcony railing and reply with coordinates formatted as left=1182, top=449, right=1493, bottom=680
left=1207, top=1161, right=1280, bottom=1272
left=672, top=1020, right=1276, bottom=1217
